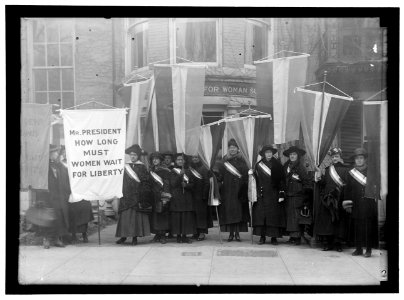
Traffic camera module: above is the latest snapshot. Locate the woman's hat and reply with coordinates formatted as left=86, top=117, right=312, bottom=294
left=125, top=144, right=142, bottom=156
left=49, top=144, right=61, bottom=153
left=283, top=146, right=306, bottom=157
left=149, top=152, right=164, bottom=162
left=350, top=148, right=368, bottom=159
left=162, top=152, right=173, bottom=158
left=259, top=145, right=278, bottom=157
left=173, top=153, right=187, bottom=160
left=328, top=147, right=342, bottom=156
left=228, top=138, right=239, bottom=148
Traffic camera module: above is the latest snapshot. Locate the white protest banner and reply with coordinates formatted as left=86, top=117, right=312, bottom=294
left=60, top=109, right=127, bottom=201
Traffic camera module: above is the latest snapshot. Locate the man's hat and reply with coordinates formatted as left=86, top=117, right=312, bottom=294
left=328, top=147, right=342, bottom=156
left=259, top=145, right=278, bottom=157
left=125, top=144, right=142, bottom=156
left=228, top=138, right=239, bottom=148
left=162, top=152, right=173, bottom=158
left=49, top=144, right=61, bottom=153
left=350, top=148, right=368, bottom=159
left=149, top=152, right=164, bottom=162
left=283, top=146, right=306, bottom=157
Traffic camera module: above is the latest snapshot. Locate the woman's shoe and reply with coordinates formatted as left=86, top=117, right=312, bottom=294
left=235, top=234, right=241, bottom=242
left=294, top=238, right=301, bottom=245
left=71, top=234, right=78, bottom=244
left=82, top=233, right=89, bottom=243
left=132, top=237, right=138, bottom=246
left=116, top=237, right=127, bottom=244
left=335, top=243, right=343, bottom=252
left=151, top=234, right=160, bottom=243
left=352, top=248, right=363, bottom=256
left=177, top=235, right=182, bottom=243
left=182, top=236, right=192, bottom=244
left=286, top=237, right=295, bottom=244
left=191, top=234, right=199, bottom=240
left=197, top=233, right=206, bottom=241
left=258, top=236, right=266, bottom=245
left=43, top=237, right=50, bottom=249
left=364, top=248, right=372, bottom=257
left=54, top=238, right=65, bottom=248
left=160, top=237, right=167, bottom=244
left=271, top=237, right=278, bottom=245
left=227, top=234, right=234, bottom=242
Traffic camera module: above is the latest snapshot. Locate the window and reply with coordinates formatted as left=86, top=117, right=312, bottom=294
left=175, top=18, right=218, bottom=64
left=342, top=35, right=361, bottom=57
left=30, top=19, right=75, bottom=111
left=127, top=19, right=149, bottom=71
left=245, top=19, right=269, bottom=66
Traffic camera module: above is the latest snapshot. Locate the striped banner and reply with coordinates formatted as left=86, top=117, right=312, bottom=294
left=255, top=54, right=309, bottom=144
left=126, top=77, right=155, bottom=148
left=142, top=64, right=205, bottom=154
left=363, top=100, right=388, bottom=200
left=296, top=88, right=352, bottom=166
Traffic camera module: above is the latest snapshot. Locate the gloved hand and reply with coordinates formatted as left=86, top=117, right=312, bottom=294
left=342, top=200, right=353, bottom=213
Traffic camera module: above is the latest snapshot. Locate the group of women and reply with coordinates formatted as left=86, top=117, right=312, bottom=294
left=38, top=138, right=378, bottom=258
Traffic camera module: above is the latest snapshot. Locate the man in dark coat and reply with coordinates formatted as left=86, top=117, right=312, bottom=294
left=37, top=145, right=70, bottom=249
left=115, top=144, right=152, bottom=245
left=343, top=148, right=377, bottom=257
left=314, top=147, right=350, bottom=252
left=170, top=153, right=196, bottom=243
left=149, top=152, right=172, bottom=244
left=283, top=146, right=312, bottom=245
left=253, top=145, right=286, bottom=245
left=217, top=139, right=250, bottom=242
left=189, top=154, right=213, bottom=241
left=162, top=152, right=174, bottom=170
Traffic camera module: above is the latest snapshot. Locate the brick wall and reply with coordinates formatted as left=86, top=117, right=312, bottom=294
left=74, top=18, right=114, bottom=105
left=148, top=18, right=170, bottom=64
left=222, top=18, right=245, bottom=69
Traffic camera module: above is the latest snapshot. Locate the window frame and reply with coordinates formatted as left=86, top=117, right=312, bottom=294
left=170, top=18, right=222, bottom=66
left=27, top=18, right=76, bottom=109
left=244, top=18, right=271, bottom=69
left=125, top=18, right=150, bottom=74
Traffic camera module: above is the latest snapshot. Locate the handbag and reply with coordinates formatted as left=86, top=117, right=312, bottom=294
left=25, top=206, right=56, bottom=228
left=135, top=202, right=153, bottom=214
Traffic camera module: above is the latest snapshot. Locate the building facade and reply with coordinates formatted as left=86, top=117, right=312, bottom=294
left=20, top=17, right=386, bottom=209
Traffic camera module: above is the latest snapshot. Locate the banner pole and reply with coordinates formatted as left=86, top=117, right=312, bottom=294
left=249, top=202, right=253, bottom=244
left=215, top=206, right=222, bottom=244
left=97, top=200, right=101, bottom=245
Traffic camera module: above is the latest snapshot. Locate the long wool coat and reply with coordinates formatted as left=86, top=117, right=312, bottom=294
left=169, top=168, right=194, bottom=212
left=252, top=157, right=286, bottom=228
left=37, top=162, right=70, bottom=236
left=217, top=154, right=250, bottom=225
left=119, top=162, right=153, bottom=213
left=314, top=162, right=350, bottom=237
left=149, top=165, right=171, bottom=231
left=189, top=162, right=213, bottom=229
left=283, top=160, right=312, bottom=231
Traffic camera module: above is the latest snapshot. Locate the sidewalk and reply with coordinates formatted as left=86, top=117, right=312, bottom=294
left=18, top=222, right=387, bottom=285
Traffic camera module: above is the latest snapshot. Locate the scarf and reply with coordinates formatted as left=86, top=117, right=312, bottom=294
left=354, top=163, right=367, bottom=173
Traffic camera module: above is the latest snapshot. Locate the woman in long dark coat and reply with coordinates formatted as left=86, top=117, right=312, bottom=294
left=253, top=145, right=286, bottom=245
left=170, top=153, right=196, bottom=243
left=314, top=147, right=350, bottom=252
left=283, top=146, right=312, bottom=245
left=342, top=148, right=377, bottom=257
left=115, top=144, right=152, bottom=245
left=217, top=139, right=250, bottom=242
left=149, top=152, right=172, bottom=244
left=36, top=145, right=70, bottom=249
left=189, top=154, right=213, bottom=241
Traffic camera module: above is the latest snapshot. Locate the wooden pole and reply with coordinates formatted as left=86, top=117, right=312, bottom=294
left=215, top=206, right=222, bottom=244
left=97, top=200, right=101, bottom=245
left=249, top=202, right=254, bottom=244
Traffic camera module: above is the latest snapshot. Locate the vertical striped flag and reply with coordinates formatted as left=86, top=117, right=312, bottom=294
left=255, top=54, right=309, bottom=144
left=142, top=64, right=206, bottom=154
left=296, top=88, right=353, bottom=166
left=363, top=100, right=388, bottom=201
left=125, top=77, right=155, bottom=148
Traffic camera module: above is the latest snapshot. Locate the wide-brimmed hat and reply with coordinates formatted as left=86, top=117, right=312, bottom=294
left=228, top=138, right=239, bottom=148
left=125, top=144, right=142, bottom=156
left=283, top=146, right=306, bottom=157
left=49, top=144, right=61, bottom=153
left=328, top=147, right=342, bottom=156
left=259, top=145, right=278, bottom=157
left=149, top=152, right=164, bottom=162
left=350, top=148, right=368, bottom=159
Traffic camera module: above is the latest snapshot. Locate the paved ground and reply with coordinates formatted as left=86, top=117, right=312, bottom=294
left=18, top=222, right=387, bottom=285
